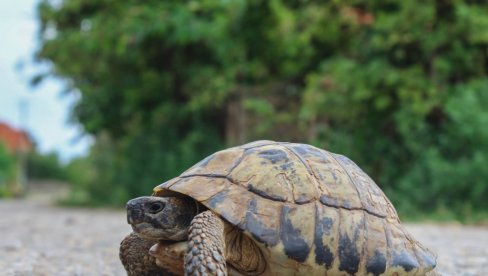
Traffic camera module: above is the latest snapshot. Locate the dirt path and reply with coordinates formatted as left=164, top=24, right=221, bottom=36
left=1, top=198, right=487, bottom=275
left=0, top=199, right=128, bottom=276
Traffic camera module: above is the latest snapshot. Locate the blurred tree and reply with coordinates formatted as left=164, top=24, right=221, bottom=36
left=300, top=1, right=488, bottom=215
left=35, top=0, right=488, bottom=216
left=27, top=151, right=67, bottom=180
left=0, top=144, right=15, bottom=197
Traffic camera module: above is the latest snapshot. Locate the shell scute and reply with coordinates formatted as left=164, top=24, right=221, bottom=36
left=203, top=186, right=252, bottom=227
left=167, top=176, right=229, bottom=202
left=229, top=144, right=318, bottom=204
left=279, top=203, right=315, bottom=263
left=363, top=214, right=388, bottom=275
left=305, top=149, right=364, bottom=211
left=381, top=220, right=436, bottom=274
left=240, top=197, right=282, bottom=246
left=313, top=203, right=340, bottom=274
left=331, top=153, right=391, bottom=218
left=240, top=140, right=277, bottom=149
left=182, top=147, right=244, bottom=177
left=337, top=209, right=365, bottom=275
left=198, top=184, right=283, bottom=247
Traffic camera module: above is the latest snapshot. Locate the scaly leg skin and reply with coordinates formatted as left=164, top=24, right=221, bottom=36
left=184, top=210, right=227, bottom=276
left=120, top=232, right=171, bottom=276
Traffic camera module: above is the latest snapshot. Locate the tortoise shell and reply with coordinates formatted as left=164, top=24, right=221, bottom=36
left=153, top=141, right=436, bottom=275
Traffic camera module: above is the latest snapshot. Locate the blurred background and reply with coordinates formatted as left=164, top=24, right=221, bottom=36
left=1, top=0, right=488, bottom=222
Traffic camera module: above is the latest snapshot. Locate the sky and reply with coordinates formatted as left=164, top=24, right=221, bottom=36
left=0, top=0, right=92, bottom=161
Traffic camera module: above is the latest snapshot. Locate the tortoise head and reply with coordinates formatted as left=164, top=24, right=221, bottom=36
left=126, top=195, right=198, bottom=241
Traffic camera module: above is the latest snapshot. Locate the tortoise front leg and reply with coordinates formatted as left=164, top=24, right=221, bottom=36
left=184, top=210, right=227, bottom=276
left=149, top=240, right=187, bottom=275
left=120, top=232, right=170, bottom=276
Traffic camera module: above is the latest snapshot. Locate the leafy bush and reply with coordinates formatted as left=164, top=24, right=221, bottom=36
left=36, top=0, right=488, bottom=219
left=0, top=144, right=15, bottom=197
left=27, top=151, right=67, bottom=180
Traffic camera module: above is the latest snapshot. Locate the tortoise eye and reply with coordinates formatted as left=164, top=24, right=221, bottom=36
left=149, top=202, right=165, bottom=213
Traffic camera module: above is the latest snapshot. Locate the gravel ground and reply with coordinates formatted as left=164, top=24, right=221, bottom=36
left=0, top=199, right=129, bottom=276
left=1, top=198, right=487, bottom=276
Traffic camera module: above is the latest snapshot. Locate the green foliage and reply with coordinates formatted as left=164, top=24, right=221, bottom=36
left=299, top=1, right=488, bottom=217
left=62, top=129, right=221, bottom=206
left=36, top=0, right=488, bottom=219
left=0, top=144, right=15, bottom=197
left=27, top=151, right=67, bottom=180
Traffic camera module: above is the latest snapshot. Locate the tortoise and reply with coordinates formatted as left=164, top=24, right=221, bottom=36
left=120, top=140, right=437, bottom=275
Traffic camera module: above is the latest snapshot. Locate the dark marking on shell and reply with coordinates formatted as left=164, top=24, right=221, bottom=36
left=280, top=205, right=310, bottom=263
left=226, top=150, right=247, bottom=176
left=290, top=144, right=309, bottom=156
left=314, top=216, right=334, bottom=268
left=205, top=189, right=229, bottom=210
left=294, top=192, right=313, bottom=204
left=248, top=184, right=287, bottom=202
left=338, top=233, right=360, bottom=274
left=279, top=161, right=294, bottom=171
left=258, top=149, right=288, bottom=164
left=282, top=144, right=315, bottom=177
left=366, top=250, right=386, bottom=275
left=392, top=250, right=419, bottom=272
left=320, top=195, right=340, bottom=207
left=319, top=195, right=386, bottom=219
left=242, top=198, right=279, bottom=246
left=180, top=173, right=228, bottom=179
left=290, top=144, right=325, bottom=159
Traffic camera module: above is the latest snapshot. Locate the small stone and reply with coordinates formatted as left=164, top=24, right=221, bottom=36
left=65, top=217, right=76, bottom=225
left=3, top=242, right=21, bottom=251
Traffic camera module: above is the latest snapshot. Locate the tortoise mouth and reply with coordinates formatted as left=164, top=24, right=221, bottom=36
left=131, top=222, right=167, bottom=240
left=131, top=222, right=188, bottom=241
